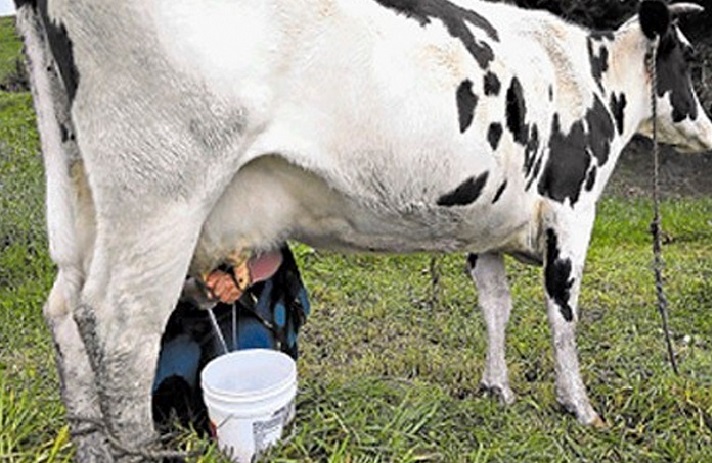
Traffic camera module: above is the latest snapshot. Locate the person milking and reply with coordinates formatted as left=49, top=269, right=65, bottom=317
left=152, top=246, right=310, bottom=432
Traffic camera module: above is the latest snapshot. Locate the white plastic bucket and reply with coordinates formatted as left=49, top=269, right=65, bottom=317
left=201, top=349, right=297, bottom=463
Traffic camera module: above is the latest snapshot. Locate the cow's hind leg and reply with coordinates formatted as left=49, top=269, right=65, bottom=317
left=543, top=209, right=603, bottom=426
left=76, top=207, right=205, bottom=460
left=469, top=252, right=515, bottom=404
left=45, top=271, right=115, bottom=462
left=15, top=6, right=115, bottom=459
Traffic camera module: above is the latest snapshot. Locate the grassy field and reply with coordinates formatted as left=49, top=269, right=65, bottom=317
left=2, top=14, right=712, bottom=463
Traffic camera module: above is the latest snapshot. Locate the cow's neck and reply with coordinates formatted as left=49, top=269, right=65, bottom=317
left=582, top=24, right=653, bottom=194
left=598, top=25, right=653, bottom=152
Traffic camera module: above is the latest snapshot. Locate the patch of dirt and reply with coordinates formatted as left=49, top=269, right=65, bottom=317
left=606, top=137, right=712, bottom=198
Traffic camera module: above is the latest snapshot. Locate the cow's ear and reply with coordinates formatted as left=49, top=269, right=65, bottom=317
left=639, top=0, right=671, bottom=39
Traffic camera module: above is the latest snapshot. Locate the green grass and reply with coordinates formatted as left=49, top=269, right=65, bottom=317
left=0, top=16, right=22, bottom=81
left=2, top=17, right=712, bottom=463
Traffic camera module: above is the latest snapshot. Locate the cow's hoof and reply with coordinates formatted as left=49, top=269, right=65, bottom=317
left=589, top=413, right=608, bottom=429
left=479, top=382, right=515, bottom=405
left=559, top=400, right=605, bottom=428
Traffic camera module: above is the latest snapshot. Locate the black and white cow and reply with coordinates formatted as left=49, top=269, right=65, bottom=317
left=14, top=0, right=712, bottom=460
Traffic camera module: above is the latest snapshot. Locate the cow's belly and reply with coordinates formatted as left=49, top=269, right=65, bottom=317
left=190, top=155, right=538, bottom=275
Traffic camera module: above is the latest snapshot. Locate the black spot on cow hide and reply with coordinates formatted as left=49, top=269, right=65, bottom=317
left=545, top=228, right=574, bottom=322
left=37, top=0, right=79, bottom=103
left=610, top=92, right=627, bottom=135
left=484, top=71, right=501, bottom=96
left=656, top=29, right=700, bottom=123
left=456, top=80, right=478, bottom=133
left=505, top=77, right=527, bottom=145
left=492, top=180, right=507, bottom=204
left=587, top=32, right=613, bottom=91
left=373, top=0, right=499, bottom=69
left=437, top=171, right=489, bottom=207
left=585, top=96, right=615, bottom=165
left=488, top=122, right=502, bottom=150
left=526, top=156, right=543, bottom=191
left=538, top=95, right=615, bottom=205
left=523, top=123, right=540, bottom=177
left=538, top=113, right=590, bottom=205
left=584, top=165, right=597, bottom=192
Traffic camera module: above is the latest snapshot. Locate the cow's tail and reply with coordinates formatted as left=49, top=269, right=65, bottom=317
left=16, top=4, right=92, bottom=296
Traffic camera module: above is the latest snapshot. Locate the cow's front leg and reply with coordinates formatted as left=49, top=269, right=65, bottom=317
left=204, top=249, right=283, bottom=303
left=469, top=252, right=515, bottom=404
left=543, top=210, right=604, bottom=426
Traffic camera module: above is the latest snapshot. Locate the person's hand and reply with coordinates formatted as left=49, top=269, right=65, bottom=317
left=203, top=250, right=284, bottom=304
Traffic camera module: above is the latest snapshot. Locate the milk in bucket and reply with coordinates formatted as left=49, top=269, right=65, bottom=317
left=201, top=349, right=297, bottom=462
